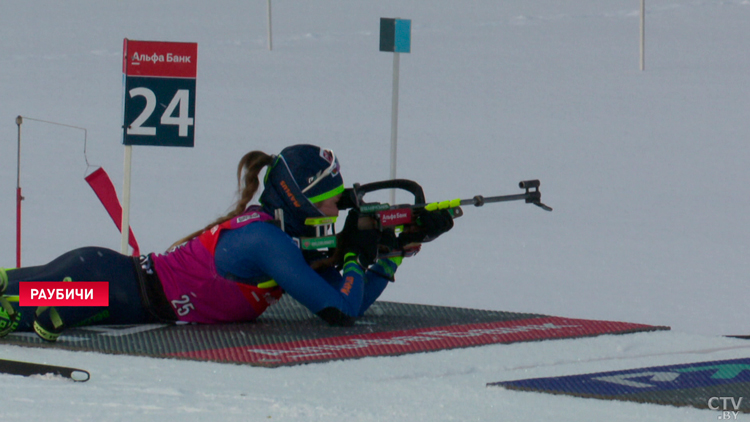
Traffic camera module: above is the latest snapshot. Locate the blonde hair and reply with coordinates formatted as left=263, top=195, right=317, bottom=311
left=169, top=151, right=275, bottom=249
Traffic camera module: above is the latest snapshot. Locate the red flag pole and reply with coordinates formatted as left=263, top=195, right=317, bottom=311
left=15, top=116, right=24, bottom=268
left=16, top=188, right=22, bottom=268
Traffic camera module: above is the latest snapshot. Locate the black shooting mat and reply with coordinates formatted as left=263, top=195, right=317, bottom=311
left=1, top=296, right=667, bottom=366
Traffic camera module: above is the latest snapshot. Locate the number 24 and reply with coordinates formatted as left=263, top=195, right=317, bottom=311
left=128, top=88, right=193, bottom=137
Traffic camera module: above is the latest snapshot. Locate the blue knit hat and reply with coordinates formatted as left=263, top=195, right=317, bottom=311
left=259, top=145, right=344, bottom=237
left=279, top=144, right=344, bottom=203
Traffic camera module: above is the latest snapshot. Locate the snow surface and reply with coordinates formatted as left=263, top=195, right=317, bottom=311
left=2, top=0, right=750, bottom=420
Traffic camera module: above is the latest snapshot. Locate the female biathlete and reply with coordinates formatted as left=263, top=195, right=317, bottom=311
left=0, top=144, right=453, bottom=341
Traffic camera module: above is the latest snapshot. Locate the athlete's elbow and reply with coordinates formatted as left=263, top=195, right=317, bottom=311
left=316, top=307, right=356, bottom=327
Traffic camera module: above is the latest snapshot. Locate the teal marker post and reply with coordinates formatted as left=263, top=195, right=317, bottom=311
left=380, top=18, right=411, bottom=53
left=380, top=18, right=411, bottom=204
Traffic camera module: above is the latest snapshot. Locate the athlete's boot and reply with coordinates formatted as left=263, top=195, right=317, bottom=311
left=33, top=306, right=65, bottom=342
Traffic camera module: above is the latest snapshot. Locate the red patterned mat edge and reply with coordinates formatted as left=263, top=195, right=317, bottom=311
left=169, top=316, right=668, bottom=366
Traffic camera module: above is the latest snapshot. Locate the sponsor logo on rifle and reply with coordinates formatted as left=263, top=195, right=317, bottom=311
left=378, top=209, right=412, bottom=226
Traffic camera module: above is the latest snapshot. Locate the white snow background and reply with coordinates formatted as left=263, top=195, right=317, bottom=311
left=1, top=0, right=750, bottom=420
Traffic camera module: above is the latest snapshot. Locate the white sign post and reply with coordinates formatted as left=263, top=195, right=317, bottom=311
left=120, top=146, right=133, bottom=254
left=640, top=0, right=646, bottom=71
left=267, top=0, right=273, bottom=51
left=380, top=18, right=411, bottom=204
left=121, top=39, right=198, bottom=254
left=389, top=50, right=400, bottom=204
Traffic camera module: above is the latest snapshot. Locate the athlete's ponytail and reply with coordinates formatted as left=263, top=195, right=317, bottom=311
left=232, top=151, right=275, bottom=217
left=168, top=151, right=274, bottom=250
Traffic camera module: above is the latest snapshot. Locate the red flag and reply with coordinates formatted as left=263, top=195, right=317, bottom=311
left=85, top=167, right=140, bottom=256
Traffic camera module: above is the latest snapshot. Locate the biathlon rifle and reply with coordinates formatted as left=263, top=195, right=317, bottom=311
left=302, top=179, right=551, bottom=266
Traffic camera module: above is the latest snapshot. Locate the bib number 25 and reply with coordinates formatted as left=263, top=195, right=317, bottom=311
left=171, top=294, right=195, bottom=317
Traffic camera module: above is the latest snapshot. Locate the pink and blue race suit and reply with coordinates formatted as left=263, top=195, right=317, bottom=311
left=3, top=208, right=398, bottom=331
left=151, top=207, right=398, bottom=324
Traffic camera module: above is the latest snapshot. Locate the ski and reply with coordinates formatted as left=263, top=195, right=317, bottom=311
left=0, top=358, right=90, bottom=382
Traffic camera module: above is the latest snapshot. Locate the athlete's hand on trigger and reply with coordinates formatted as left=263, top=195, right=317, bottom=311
left=341, top=209, right=381, bottom=268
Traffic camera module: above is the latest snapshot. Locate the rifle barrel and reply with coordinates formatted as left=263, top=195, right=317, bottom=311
left=460, top=193, right=530, bottom=207
left=386, top=180, right=552, bottom=212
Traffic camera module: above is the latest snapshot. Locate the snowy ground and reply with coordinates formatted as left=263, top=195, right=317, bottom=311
left=2, top=0, right=750, bottom=420
left=3, top=332, right=750, bottom=422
